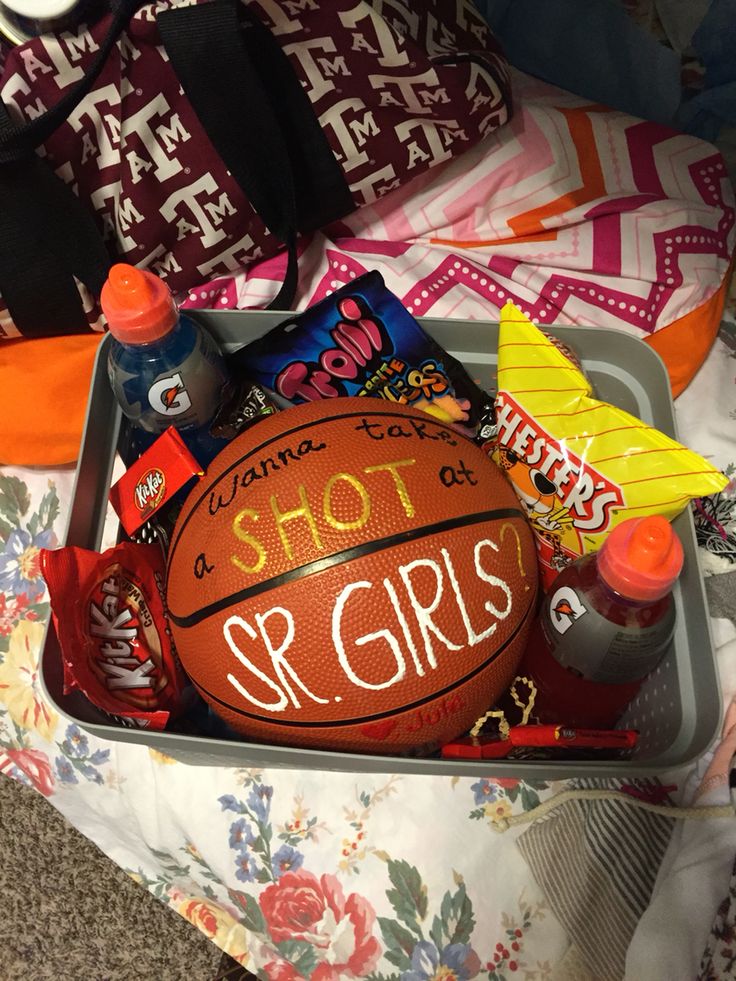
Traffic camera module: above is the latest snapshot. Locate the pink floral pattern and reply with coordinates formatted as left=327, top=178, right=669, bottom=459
left=259, top=870, right=381, bottom=979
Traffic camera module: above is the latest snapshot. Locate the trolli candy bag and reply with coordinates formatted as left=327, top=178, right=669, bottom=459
left=230, top=271, right=486, bottom=431
left=494, top=303, right=728, bottom=590
left=41, top=541, right=189, bottom=729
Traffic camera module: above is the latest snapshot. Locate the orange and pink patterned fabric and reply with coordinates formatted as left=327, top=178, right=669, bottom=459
left=182, top=69, right=735, bottom=398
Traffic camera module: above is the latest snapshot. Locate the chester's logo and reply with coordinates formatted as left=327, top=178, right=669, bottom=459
left=495, top=392, right=625, bottom=534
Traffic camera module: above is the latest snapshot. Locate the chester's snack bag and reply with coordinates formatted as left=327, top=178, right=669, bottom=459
left=495, top=303, right=728, bottom=590
left=230, top=270, right=485, bottom=430
left=41, top=541, right=189, bottom=729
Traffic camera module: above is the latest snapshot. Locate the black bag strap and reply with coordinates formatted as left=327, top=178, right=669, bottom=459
left=158, top=0, right=353, bottom=309
left=158, top=0, right=302, bottom=310
left=0, top=100, right=115, bottom=336
left=0, top=0, right=144, bottom=334
left=0, top=161, right=100, bottom=335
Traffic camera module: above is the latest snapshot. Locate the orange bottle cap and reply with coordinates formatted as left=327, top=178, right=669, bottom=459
left=597, top=515, right=684, bottom=602
left=101, top=264, right=177, bottom=344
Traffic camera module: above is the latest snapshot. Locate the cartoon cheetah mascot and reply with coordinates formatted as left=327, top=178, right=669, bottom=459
left=496, top=447, right=580, bottom=571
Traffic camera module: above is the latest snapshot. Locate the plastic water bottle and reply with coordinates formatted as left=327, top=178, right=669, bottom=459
left=517, top=515, right=684, bottom=729
left=103, top=264, right=232, bottom=466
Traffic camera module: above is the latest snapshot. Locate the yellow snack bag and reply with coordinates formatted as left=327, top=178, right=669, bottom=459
left=494, top=303, right=728, bottom=590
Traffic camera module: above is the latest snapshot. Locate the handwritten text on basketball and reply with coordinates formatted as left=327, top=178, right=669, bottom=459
left=207, top=417, right=458, bottom=521
left=222, top=537, right=514, bottom=713
left=230, top=459, right=416, bottom=573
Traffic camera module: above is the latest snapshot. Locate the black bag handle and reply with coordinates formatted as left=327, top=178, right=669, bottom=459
left=156, top=0, right=352, bottom=310
left=0, top=1, right=144, bottom=335
left=157, top=0, right=301, bottom=310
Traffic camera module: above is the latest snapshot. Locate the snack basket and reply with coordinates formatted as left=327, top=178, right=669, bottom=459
left=39, top=311, right=722, bottom=778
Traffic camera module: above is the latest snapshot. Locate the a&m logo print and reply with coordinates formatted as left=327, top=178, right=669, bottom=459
left=0, top=0, right=513, bottom=328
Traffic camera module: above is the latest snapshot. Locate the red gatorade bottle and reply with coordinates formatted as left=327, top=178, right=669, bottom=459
left=518, top=515, right=684, bottom=729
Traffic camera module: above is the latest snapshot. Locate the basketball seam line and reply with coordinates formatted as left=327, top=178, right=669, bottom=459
left=167, top=408, right=464, bottom=562
left=169, top=506, right=526, bottom=627
left=187, top=592, right=536, bottom=729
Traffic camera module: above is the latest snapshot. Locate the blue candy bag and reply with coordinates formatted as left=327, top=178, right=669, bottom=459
left=230, top=272, right=485, bottom=430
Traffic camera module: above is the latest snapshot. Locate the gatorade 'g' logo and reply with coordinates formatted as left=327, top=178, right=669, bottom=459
left=148, top=373, right=191, bottom=416
left=548, top=585, right=587, bottom=635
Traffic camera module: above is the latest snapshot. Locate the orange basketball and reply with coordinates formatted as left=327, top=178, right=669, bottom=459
left=166, top=397, right=537, bottom=754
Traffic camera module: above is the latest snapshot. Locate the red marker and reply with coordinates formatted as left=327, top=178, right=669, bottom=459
left=508, top=726, right=639, bottom=749
left=441, top=726, right=639, bottom=760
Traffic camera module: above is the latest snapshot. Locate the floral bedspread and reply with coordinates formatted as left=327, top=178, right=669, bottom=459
left=0, top=465, right=565, bottom=978
left=0, top=465, right=567, bottom=977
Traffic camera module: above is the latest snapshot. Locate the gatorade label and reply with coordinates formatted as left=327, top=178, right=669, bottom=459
left=114, top=327, right=227, bottom=433
left=149, top=329, right=225, bottom=430
left=540, top=585, right=676, bottom=684
left=148, top=372, right=192, bottom=416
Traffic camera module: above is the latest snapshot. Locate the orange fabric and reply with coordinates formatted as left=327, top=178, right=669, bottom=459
left=431, top=231, right=559, bottom=248
left=0, top=257, right=729, bottom=466
left=646, top=267, right=732, bottom=398
left=0, top=333, right=103, bottom=467
left=507, top=104, right=610, bottom=239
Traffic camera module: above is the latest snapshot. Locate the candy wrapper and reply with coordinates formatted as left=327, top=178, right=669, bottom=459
left=41, top=542, right=189, bottom=729
left=495, top=302, right=728, bottom=590
left=209, top=376, right=278, bottom=440
left=109, top=427, right=203, bottom=538
left=230, top=271, right=485, bottom=430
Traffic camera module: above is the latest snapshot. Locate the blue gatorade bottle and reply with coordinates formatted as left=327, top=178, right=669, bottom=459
left=102, top=264, right=232, bottom=465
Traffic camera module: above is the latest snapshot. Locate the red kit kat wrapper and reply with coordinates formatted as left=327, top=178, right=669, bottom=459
left=41, top=541, right=189, bottom=729
left=109, top=427, right=203, bottom=537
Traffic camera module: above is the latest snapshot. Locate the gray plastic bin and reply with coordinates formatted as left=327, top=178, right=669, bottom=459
left=39, top=311, right=722, bottom=778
